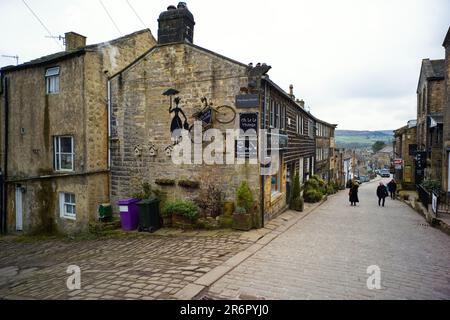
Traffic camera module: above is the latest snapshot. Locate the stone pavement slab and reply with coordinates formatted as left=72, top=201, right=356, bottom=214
left=201, top=178, right=450, bottom=300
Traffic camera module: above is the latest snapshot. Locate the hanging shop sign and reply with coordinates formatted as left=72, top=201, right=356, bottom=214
left=235, top=94, right=259, bottom=108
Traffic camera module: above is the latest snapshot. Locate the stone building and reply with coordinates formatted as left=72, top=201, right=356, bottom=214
left=393, top=120, right=417, bottom=189
left=416, top=58, right=445, bottom=182
left=373, top=145, right=393, bottom=170
left=0, top=30, right=156, bottom=234
left=441, top=27, right=450, bottom=194
left=108, top=4, right=321, bottom=224
left=311, top=117, right=337, bottom=183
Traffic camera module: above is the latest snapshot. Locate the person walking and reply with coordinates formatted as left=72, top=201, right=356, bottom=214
left=349, top=180, right=360, bottom=206
left=377, top=182, right=389, bottom=207
left=387, top=179, right=397, bottom=199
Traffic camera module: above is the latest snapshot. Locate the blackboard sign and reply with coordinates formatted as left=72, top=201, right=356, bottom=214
left=194, top=107, right=213, bottom=125
left=235, top=94, right=259, bottom=108
left=409, top=144, right=417, bottom=156
left=239, top=112, right=258, bottom=133
left=415, top=151, right=427, bottom=170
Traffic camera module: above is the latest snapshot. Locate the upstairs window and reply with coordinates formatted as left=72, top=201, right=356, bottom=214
left=54, top=136, right=74, bottom=171
left=45, top=67, right=60, bottom=94
left=269, top=101, right=275, bottom=127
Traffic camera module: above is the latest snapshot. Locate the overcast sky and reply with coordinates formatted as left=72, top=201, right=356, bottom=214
left=1, top=0, right=449, bottom=130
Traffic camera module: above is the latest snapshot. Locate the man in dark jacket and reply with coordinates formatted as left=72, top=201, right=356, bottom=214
left=387, top=179, right=397, bottom=199
left=377, top=182, right=389, bottom=207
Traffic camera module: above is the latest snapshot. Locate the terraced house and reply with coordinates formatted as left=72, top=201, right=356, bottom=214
left=416, top=58, right=445, bottom=182
left=312, top=117, right=337, bottom=183
left=0, top=29, right=156, bottom=234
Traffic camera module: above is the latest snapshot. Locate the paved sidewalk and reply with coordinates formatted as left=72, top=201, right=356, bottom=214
left=201, top=179, right=450, bottom=300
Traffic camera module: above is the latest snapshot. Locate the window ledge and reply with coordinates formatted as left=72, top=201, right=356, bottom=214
left=61, top=215, right=76, bottom=221
left=271, top=191, right=283, bottom=201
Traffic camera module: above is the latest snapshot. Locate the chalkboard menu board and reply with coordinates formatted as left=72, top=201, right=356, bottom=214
left=239, top=112, right=258, bottom=133
left=237, top=113, right=258, bottom=159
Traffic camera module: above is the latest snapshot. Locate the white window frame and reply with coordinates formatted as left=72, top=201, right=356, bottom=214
left=59, top=192, right=76, bottom=220
left=54, top=136, right=74, bottom=172
left=45, top=67, right=60, bottom=94
left=269, top=101, right=275, bottom=128
left=299, top=157, right=304, bottom=184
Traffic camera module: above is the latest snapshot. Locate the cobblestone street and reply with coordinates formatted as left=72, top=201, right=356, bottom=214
left=203, top=178, right=450, bottom=300
left=0, top=231, right=251, bottom=300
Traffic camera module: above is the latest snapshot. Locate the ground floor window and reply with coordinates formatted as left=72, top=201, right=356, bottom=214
left=271, top=172, right=281, bottom=196
left=60, top=192, right=76, bottom=220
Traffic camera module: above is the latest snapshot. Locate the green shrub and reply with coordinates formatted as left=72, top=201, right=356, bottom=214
left=155, top=179, right=176, bottom=186
left=304, top=189, right=323, bottom=203
left=178, top=180, right=200, bottom=189
left=163, top=200, right=199, bottom=221
left=235, top=206, right=247, bottom=214
left=236, top=181, right=254, bottom=213
left=290, top=172, right=304, bottom=211
left=421, top=179, right=441, bottom=194
left=132, top=182, right=153, bottom=199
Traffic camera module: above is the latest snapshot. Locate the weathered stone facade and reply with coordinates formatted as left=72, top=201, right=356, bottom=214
left=0, top=30, right=156, bottom=234
left=313, top=119, right=337, bottom=183
left=416, top=58, right=445, bottom=183
left=441, top=28, right=450, bottom=193
left=108, top=42, right=270, bottom=220
left=393, top=122, right=417, bottom=189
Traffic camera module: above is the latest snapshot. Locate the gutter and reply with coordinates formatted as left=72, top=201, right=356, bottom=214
left=260, top=79, right=268, bottom=228
left=1, top=76, right=9, bottom=234
left=107, top=80, right=112, bottom=169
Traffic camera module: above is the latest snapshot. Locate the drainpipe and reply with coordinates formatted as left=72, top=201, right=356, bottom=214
left=260, top=79, right=268, bottom=228
left=1, top=76, right=9, bottom=234
left=107, top=80, right=111, bottom=169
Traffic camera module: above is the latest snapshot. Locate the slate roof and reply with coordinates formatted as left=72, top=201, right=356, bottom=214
left=422, top=59, right=445, bottom=80
left=1, top=29, right=152, bottom=73
left=378, top=146, right=393, bottom=154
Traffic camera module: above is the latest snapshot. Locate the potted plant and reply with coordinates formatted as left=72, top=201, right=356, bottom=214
left=290, top=172, right=304, bottom=212
left=233, top=181, right=254, bottom=231
left=163, top=200, right=199, bottom=229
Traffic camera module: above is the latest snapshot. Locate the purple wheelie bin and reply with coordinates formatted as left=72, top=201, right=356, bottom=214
left=117, top=198, right=140, bottom=231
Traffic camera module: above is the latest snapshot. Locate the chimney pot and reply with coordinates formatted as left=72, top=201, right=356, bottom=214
left=158, top=2, right=195, bottom=45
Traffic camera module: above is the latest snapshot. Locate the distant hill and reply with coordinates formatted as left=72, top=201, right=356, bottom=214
left=335, top=130, right=393, bottom=149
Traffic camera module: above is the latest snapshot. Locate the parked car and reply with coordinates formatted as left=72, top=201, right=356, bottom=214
left=380, top=170, right=391, bottom=178
left=359, top=175, right=370, bottom=183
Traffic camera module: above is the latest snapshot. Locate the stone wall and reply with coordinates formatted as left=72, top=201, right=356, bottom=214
left=441, top=41, right=450, bottom=192
left=110, top=43, right=262, bottom=217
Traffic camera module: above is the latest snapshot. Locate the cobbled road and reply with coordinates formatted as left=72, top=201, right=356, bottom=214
left=204, top=178, right=450, bottom=300
left=0, top=232, right=251, bottom=300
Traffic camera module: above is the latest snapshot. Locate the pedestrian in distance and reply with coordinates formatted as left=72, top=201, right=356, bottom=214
left=387, top=179, right=397, bottom=200
left=349, top=180, right=360, bottom=206
left=377, top=182, right=389, bottom=207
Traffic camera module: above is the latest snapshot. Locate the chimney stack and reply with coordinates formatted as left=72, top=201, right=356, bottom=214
left=65, top=32, right=86, bottom=51
left=289, top=84, right=294, bottom=98
left=298, top=99, right=305, bottom=108
left=158, top=2, right=195, bottom=45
